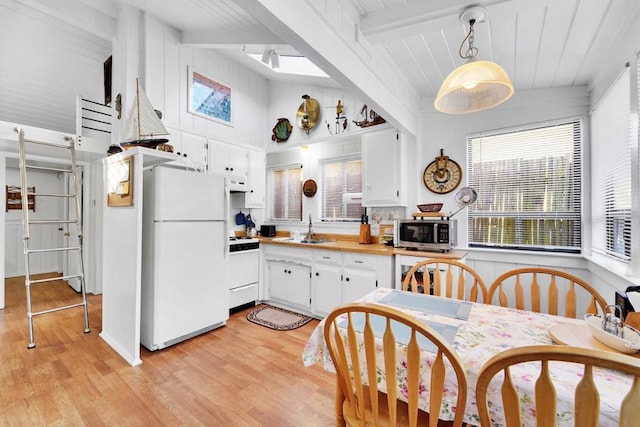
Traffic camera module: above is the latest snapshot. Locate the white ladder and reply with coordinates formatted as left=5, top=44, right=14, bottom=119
left=15, top=127, right=90, bottom=349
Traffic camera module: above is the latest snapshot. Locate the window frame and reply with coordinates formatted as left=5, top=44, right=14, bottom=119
left=318, top=154, right=363, bottom=223
left=266, top=162, right=303, bottom=222
left=466, top=117, right=583, bottom=253
left=590, top=66, right=633, bottom=263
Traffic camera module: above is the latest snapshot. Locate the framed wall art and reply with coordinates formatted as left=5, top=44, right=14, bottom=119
left=106, top=156, right=133, bottom=207
left=187, top=66, right=233, bottom=126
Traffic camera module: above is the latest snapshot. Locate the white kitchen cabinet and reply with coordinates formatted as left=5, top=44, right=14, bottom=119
left=267, top=260, right=311, bottom=309
left=209, top=139, right=248, bottom=179
left=263, top=244, right=393, bottom=317
left=342, top=267, right=378, bottom=303
left=311, top=251, right=342, bottom=317
left=342, top=253, right=391, bottom=302
left=179, top=133, right=208, bottom=168
left=362, top=127, right=407, bottom=207
left=245, top=150, right=265, bottom=208
left=164, top=130, right=208, bottom=170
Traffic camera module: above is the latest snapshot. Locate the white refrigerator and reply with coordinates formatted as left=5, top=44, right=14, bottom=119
left=140, top=165, right=228, bottom=351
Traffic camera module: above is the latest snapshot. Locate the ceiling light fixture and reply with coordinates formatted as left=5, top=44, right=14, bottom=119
left=434, top=6, right=514, bottom=114
left=261, top=48, right=280, bottom=70
left=270, top=50, right=280, bottom=70
left=261, top=49, right=270, bottom=65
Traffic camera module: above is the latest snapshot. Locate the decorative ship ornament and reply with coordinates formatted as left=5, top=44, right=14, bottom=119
left=120, top=78, right=169, bottom=149
left=352, top=104, right=386, bottom=128
left=325, top=100, right=348, bottom=135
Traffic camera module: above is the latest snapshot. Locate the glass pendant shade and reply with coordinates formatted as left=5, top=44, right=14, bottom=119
left=434, top=60, right=514, bottom=114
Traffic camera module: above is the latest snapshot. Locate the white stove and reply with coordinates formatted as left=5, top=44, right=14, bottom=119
left=228, top=237, right=260, bottom=309
left=229, top=236, right=260, bottom=252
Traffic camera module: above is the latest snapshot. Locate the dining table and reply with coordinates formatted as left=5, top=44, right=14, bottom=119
left=302, top=287, right=635, bottom=426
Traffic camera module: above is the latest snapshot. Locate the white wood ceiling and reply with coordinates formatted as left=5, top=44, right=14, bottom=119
left=114, top=0, right=640, bottom=97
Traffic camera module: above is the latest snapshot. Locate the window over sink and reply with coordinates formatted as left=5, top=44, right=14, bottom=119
left=267, top=164, right=302, bottom=221
left=319, top=155, right=363, bottom=222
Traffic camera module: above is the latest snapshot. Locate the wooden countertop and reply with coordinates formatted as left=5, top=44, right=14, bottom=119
left=260, top=237, right=467, bottom=259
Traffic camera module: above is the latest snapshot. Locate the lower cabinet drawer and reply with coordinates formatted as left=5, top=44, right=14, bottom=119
left=229, top=283, right=259, bottom=309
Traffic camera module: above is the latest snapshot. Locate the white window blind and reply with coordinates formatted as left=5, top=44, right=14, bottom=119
left=590, top=67, right=632, bottom=261
left=267, top=165, right=302, bottom=221
left=320, top=156, right=363, bottom=221
left=467, top=119, right=582, bottom=252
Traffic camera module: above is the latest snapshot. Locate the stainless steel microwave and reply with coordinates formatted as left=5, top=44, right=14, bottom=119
left=394, top=218, right=457, bottom=252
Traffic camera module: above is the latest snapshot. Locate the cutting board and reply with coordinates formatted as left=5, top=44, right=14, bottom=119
left=549, top=323, right=640, bottom=358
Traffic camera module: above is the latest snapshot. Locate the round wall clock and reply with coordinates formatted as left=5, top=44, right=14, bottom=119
left=302, top=179, right=317, bottom=197
left=423, top=150, right=462, bottom=194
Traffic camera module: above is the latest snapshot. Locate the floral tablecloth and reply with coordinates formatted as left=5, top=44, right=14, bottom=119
left=302, top=288, right=632, bottom=426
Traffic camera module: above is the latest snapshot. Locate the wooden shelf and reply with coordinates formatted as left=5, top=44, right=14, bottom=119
left=411, top=212, right=448, bottom=218
left=5, top=185, right=35, bottom=212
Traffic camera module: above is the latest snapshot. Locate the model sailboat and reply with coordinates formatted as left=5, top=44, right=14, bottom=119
left=120, top=78, right=169, bottom=149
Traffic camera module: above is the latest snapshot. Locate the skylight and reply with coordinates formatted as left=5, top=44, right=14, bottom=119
left=247, top=54, right=329, bottom=78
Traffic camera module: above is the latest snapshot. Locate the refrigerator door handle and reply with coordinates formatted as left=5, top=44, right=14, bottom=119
left=224, top=177, right=230, bottom=258
left=223, top=221, right=229, bottom=258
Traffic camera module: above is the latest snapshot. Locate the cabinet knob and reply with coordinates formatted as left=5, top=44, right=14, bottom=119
left=250, top=190, right=254, bottom=193
left=183, top=153, right=187, bottom=158
left=315, top=272, right=319, bottom=276
left=225, top=167, right=230, bottom=171
left=345, top=277, right=350, bottom=282
left=230, top=167, right=234, bottom=171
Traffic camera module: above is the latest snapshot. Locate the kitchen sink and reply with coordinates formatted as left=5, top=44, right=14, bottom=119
left=300, top=239, right=327, bottom=244
left=271, top=237, right=334, bottom=244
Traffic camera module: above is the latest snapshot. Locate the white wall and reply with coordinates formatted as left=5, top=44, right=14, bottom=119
left=266, top=80, right=372, bottom=151
left=420, top=86, right=591, bottom=248
left=143, top=16, right=269, bottom=151
left=415, top=86, right=618, bottom=294
left=0, top=155, right=4, bottom=307
left=4, top=165, right=66, bottom=277
left=0, top=0, right=112, bottom=134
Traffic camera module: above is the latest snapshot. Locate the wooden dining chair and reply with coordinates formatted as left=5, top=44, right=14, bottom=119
left=487, top=267, right=607, bottom=318
left=323, top=302, right=468, bottom=427
left=476, top=345, right=640, bottom=427
left=402, top=259, right=488, bottom=303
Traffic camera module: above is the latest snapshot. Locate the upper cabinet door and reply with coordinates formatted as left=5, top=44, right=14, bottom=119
left=227, top=145, right=248, bottom=178
left=179, top=133, right=207, bottom=169
left=209, top=139, right=247, bottom=179
left=245, top=150, right=265, bottom=208
left=362, top=127, right=406, bottom=207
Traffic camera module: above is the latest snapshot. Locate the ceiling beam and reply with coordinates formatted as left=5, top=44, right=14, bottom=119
left=180, top=28, right=284, bottom=47
left=360, top=0, right=513, bottom=44
left=234, top=0, right=419, bottom=137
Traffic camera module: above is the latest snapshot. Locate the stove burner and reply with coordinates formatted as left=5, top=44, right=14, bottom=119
left=229, top=236, right=260, bottom=252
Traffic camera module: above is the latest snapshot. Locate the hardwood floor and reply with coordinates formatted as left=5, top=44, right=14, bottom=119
left=0, top=275, right=336, bottom=426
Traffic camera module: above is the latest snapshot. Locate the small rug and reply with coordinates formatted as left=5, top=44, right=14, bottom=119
left=246, top=305, right=313, bottom=331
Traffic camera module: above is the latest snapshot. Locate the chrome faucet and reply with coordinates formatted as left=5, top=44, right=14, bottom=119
left=306, top=214, right=314, bottom=240
left=602, top=304, right=624, bottom=338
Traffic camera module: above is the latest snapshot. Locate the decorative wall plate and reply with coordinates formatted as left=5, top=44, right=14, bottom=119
left=296, top=95, right=320, bottom=134
left=303, top=179, right=318, bottom=197
left=423, top=149, right=462, bottom=194
left=271, top=118, right=292, bottom=142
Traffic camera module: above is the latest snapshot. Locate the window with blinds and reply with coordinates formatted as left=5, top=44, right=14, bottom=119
left=267, top=165, right=302, bottom=221
left=320, top=156, right=363, bottom=221
left=467, top=118, right=582, bottom=252
left=590, top=67, right=632, bottom=261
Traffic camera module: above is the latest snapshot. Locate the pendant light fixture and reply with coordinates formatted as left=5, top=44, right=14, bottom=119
left=434, top=6, right=514, bottom=114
